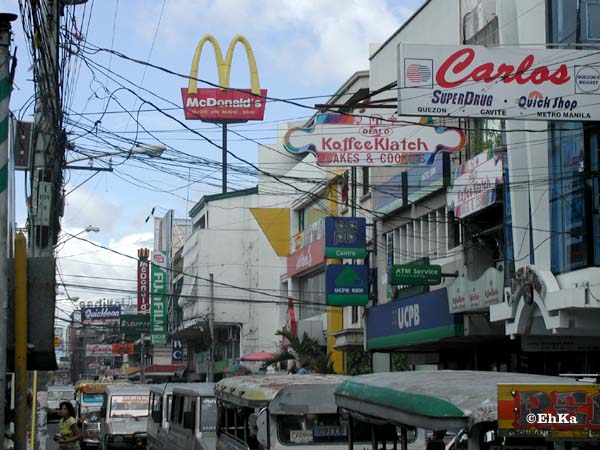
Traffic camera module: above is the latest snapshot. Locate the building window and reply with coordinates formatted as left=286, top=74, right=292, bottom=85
left=548, top=122, right=600, bottom=273
left=361, top=167, right=370, bottom=197
left=386, top=232, right=395, bottom=275
left=298, top=271, right=325, bottom=320
left=448, top=210, right=461, bottom=250
left=351, top=306, right=359, bottom=324
left=298, top=208, right=305, bottom=232
left=549, top=0, right=600, bottom=44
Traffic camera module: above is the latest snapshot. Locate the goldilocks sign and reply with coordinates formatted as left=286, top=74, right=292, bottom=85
left=181, top=34, right=267, bottom=122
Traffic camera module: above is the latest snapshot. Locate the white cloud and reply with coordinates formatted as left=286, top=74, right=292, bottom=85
left=62, top=182, right=121, bottom=234
left=57, top=231, right=153, bottom=304
left=134, top=0, right=419, bottom=86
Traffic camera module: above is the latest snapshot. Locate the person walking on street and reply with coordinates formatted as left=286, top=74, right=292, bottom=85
left=55, top=402, right=81, bottom=450
left=426, top=430, right=446, bottom=450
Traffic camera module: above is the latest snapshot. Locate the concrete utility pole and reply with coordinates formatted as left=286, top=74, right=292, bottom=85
left=14, top=233, right=27, bottom=450
left=29, top=0, right=62, bottom=257
left=207, top=273, right=215, bottom=382
left=0, top=11, right=17, bottom=447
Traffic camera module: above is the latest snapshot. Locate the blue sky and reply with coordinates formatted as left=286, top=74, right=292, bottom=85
left=3, top=0, right=424, bottom=307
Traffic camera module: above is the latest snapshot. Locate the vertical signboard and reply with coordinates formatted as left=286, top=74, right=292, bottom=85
left=325, top=264, right=368, bottom=306
left=137, top=248, right=150, bottom=313
left=324, top=217, right=367, bottom=258
left=151, top=250, right=168, bottom=344
left=172, top=340, right=184, bottom=365
left=447, top=148, right=503, bottom=218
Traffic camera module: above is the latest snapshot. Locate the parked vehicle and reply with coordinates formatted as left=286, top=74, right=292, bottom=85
left=47, top=384, right=75, bottom=423
left=166, top=383, right=216, bottom=450
left=98, top=384, right=150, bottom=450
left=334, top=370, right=597, bottom=450
left=147, top=383, right=189, bottom=450
left=75, top=381, right=110, bottom=449
left=215, top=374, right=370, bottom=450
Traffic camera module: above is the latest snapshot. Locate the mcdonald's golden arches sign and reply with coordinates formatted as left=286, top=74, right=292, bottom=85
left=181, top=34, right=267, bottom=122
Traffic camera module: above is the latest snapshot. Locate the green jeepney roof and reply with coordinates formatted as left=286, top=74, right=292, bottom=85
left=215, top=374, right=347, bottom=413
left=335, top=371, right=578, bottom=432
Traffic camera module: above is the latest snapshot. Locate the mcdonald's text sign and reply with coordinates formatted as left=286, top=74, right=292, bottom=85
left=181, top=34, right=267, bottom=122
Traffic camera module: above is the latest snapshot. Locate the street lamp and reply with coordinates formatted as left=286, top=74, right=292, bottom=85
left=65, top=144, right=166, bottom=166
left=55, top=225, right=100, bottom=247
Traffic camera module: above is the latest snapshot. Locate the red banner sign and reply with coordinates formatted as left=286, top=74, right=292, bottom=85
left=137, top=257, right=150, bottom=313
left=287, top=238, right=325, bottom=277
left=498, top=384, right=600, bottom=439
left=112, top=343, right=135, bottom=355
left=181, top=88, right=267, bottom=121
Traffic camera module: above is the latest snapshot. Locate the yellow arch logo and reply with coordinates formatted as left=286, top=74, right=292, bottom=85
left=182, top=34, right=267, bottom=122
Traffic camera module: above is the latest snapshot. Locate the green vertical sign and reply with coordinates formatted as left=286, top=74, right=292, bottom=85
left=151, top=250, right=167, bottom=344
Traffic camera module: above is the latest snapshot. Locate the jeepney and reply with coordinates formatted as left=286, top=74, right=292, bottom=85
left=215, top=374, right=371, bottom=450
left=75, top=381, right=111, bottom=449
left=99, top=384, right=150, bottom=450
left=334, top=370, right=598, bottom=450
left=166, top=383, right=216, bottom=450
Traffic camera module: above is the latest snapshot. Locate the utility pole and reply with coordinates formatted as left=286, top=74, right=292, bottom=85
left=29, top=0, right=63, bottom=258
left=206, top=273, right=215, bottom=382
left=0, top=12, right=17, bottom=447
left=14, top=233, right=27, bottom=450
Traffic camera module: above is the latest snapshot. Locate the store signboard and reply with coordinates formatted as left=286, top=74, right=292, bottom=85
left=85, top=344, right=113, bottom=357
left=325, top=264, right=368, bottom=306
left=498, top=384, right=600, bottom=439
left=366, top=289, right=463, bottom=350
left=324, top=217, right=367, bottom=259
left=398, top=44, right=600, bottom=121
left=283, top=113, right=465, bottom=166
left=81, top=306, right=121, bottom=325
left=287, top=238, right=325, bottom=277
left=389, top=264, right=442, bottom=286
left=447, top=149, right=503, bottom=219
left=120, top=314, right=150, bottom=337
left=137, top=256, right=150, bottom=313
left=151, top=251, right=168, bottom=345
left=447, top=267, right=503, bottom=313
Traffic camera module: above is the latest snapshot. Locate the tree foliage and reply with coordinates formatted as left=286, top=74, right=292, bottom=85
left=263, top=330, right=334, bottom=374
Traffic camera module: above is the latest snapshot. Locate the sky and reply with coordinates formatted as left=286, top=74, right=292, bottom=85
left=2, top=0, right=425, bottom=320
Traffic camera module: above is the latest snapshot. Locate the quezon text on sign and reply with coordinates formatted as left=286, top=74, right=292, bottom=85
left=399, top=44, right=600, bottom=121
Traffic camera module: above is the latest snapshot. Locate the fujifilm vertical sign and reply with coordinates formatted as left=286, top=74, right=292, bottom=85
left=398, top=44, right=600, bottom=121
left=150, top=251, right=168, bottom=344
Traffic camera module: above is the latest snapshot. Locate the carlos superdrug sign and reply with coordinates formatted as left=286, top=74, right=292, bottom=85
left=399, top=44, right=600, bottom=121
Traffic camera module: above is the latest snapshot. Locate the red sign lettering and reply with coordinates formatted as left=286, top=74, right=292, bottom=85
left=436, top=48, right=571, bottom=89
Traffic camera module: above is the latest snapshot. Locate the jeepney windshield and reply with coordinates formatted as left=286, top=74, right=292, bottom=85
left=110, top=395, right=149, bottom=418
left=48, top=391, right=73, bottom=401
left=82, top=393, right=104, bottom=404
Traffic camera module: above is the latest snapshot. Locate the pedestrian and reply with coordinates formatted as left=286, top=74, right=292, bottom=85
left=426, top=430, right=446, bottom=450
left=55, top=402, right=81, bottom=450
left=297, top=362, right=309, bottom=375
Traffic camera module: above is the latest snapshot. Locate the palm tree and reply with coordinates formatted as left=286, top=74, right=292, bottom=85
left=263, top=330, right=334, bottom=374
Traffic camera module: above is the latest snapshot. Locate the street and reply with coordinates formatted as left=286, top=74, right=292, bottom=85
left=45, top=422, right=59, bottom=450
